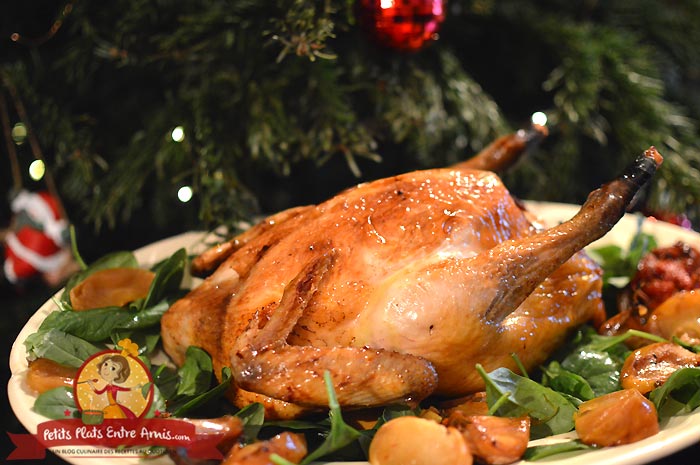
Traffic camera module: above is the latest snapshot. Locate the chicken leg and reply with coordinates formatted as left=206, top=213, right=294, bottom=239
left=456, top=123, right=548, bottom=172
left=355, top=148, right=661, bottom=395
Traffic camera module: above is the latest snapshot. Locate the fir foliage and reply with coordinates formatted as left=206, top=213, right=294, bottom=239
left=1, top=0, right=699, bottom=237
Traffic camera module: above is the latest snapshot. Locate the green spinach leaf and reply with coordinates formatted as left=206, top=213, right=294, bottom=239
left=170, top=367, right=233, bottom=418
left=33, top=387, right=79, bottom=419
left=524, top=440, right=594, bottom=461
left=300, top=372, right=362, bottom=465
left=477, top=365, right=577, bottom=439
left=142, top=248, right=187, bottom=310
left=236, top=402, right=265, bottom=443
left=145, top=383, right=168, bottom=418
left=176, top=346, right=213, bottom=397
left=542, top=326, right=635, bottom=398
left=152, top=364, right=179, bottom=400
left=110, top=329, right=161, bottom=356
left=38, top=300, right=169, bottom=342
left=649, top=367, right=700, bottom=418
left=589, top=230, right=657, bottom=287
left=541, top=361, right=595, bottom=402
left=24, top=329, right=102, bottom=367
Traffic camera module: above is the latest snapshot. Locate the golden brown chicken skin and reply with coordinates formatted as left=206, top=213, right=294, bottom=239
left=162, top=143, right=661, bottom=419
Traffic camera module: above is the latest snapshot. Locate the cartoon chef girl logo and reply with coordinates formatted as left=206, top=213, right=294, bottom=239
left=74, top=339, right=153, bottom=424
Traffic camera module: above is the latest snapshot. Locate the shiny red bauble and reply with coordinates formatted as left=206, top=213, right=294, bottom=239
left=357, top=0, right=446, bottom=52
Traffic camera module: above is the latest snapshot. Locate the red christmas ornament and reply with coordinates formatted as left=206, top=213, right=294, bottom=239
left=357, top=0, right=446, bottom=52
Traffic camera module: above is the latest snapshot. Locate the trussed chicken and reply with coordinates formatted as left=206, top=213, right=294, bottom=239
left=162, top=132, right=661, bottom=419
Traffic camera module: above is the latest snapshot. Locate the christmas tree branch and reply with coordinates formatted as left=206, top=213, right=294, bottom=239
left=3, top=0, right=700, bottom=233
left=1, top=71, right=68, bottom=220
left=0, top=92, right=22, bottom=193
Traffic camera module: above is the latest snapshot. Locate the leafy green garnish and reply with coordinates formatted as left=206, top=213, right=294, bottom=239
left=39, top=247, right=187, bottom=343
left=540, top=361, right=596, bottom=402
left=145, top=383, right=168, bottom=418
left=299, top=372, right=362, bottom=465
left=477, top=364, right=577, bottom=439
left=589, top=229, right=657, bottom=287
left=649, top=367, right=700, bottom=418
left=167, top=347, right=233, bottom=418
left=24, top=328, right=103, bottom=367
left=171, top=370, right=232, bottom=417
left=110, top=329, right=161, bottom=356
left=584, top=329, right=666, bottom=352
left=541, top=326, right=631, bottom=399
left=141, top=248, right=187, bottom=310
left=671, top=336, right=700, bottom=354
left=236, top=402, right=266, bottom=443
left=69, top=224, right=88, bottom=270
left=152, top=364, right=179, bottom=400
left=542, top=327, right=669, bottom=402
left=524, top=440, right=594, bottom=461
left=369, top=404, right=418, bottom=432
left=33, top=387, right=79, bottom=419
left=176, top=346, right=213, bottom=397
left=557, top=349, right=622, bottom=398
left=38, top=300, right=170, bottom=341
left=589, top=227, right=658, bottom=312
left=270, top=454, right=297, bottom=465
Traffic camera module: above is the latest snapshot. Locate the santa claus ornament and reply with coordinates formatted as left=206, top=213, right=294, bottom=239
left=3, top=190, right=72, bottom=286
left=356, top=0, right=446, bottom=52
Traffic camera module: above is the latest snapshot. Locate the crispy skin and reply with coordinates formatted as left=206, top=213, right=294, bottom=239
left=161, top=149, right=660, bottom=418
left=162, top=169, right=601, bottom=413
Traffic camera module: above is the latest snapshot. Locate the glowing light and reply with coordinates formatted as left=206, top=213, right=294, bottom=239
left=531, top=111, right=548, bottom=126
left=171, top=126, right=185, bottom=142
left=12, top=122, right=27, bottom=145
left=28, top=159, right=45, bottom=181
left=177, top=185, right=193, bottom=203
left=380, top=0, right=394, bottom=8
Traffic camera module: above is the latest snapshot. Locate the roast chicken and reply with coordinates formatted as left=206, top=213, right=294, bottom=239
left=161, top=130, right=661, bottom=419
